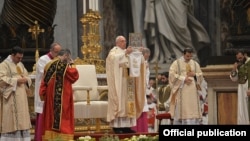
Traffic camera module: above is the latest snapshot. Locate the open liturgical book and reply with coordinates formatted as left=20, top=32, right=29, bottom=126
left=129, top=33, right=142, bottom=49
left=128, top=33, right=143, bottom=77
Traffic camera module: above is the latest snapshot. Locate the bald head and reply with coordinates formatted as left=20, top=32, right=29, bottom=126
left=50, top=42, right=62, bottom=58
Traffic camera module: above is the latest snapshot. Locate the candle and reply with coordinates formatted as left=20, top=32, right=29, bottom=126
left=96, top=0, right=98, bottom=11
left=89, top=0, right=92, bottom=10
left=83, top=0, right=86, bottom=14
left=93, top=0, right=95, bottom=11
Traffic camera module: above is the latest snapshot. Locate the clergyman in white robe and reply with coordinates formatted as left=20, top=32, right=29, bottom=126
left=168, top=55, right=203, bottom=125
left=106, top=45, right=146, bottom=130
left=0, top=54, right=32, bottom=141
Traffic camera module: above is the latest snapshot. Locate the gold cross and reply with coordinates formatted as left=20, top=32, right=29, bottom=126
left=28, top=20, right=44, bottom=40
left=28, top=21, right=44, bottom=74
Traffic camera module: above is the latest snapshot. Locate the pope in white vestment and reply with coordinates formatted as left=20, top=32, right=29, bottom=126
left=106, top=36, right=146, bottom=133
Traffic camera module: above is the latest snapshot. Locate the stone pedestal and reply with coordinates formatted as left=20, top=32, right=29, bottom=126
left=202, top=64, right=238, bottom=124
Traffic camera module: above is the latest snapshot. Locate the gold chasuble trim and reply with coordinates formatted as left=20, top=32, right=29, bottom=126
left=126, top=77, right=136, bottom=117
left=43, top=130, right=74, bottom=141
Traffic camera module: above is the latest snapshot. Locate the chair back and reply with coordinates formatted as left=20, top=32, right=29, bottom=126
left=73, top=65, right=98, bottom=101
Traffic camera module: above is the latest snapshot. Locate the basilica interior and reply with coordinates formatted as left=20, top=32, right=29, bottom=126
left=0, top=0, right=250, bottom=140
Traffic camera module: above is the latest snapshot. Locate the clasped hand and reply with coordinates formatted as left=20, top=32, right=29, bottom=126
left=17, top=77, right=27, bottom=86
left=184, top=77, right=192, bottom=85
left=185, top=71, right=195, bottom=85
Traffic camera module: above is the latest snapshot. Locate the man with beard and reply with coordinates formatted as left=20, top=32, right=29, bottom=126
left=157, top=72, right=171, bottom=112
left=230, top=50, right=250, bottom=124
left=155, top=72, right=172, bottom=125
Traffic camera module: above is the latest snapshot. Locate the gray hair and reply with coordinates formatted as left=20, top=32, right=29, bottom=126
left=50, top=42, right=61, bottom=50
left=115, top=35, right=124, bottom=43
left=142, top=47, right=151, bottom=55
left=58, top=48, right=71, bottom=56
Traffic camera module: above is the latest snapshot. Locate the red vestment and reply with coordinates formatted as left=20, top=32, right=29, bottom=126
left=39, top=59, right=79, bottom=140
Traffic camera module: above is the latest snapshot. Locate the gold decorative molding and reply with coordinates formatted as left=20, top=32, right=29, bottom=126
left=75, top=10, right=105, bottom=74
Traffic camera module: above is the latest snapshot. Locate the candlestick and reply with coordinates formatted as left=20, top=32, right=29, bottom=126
left=83, top=0, right=86, bottom=14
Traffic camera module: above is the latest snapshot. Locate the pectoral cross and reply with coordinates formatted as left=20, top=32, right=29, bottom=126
left=28, top=21, right=44, bottom=74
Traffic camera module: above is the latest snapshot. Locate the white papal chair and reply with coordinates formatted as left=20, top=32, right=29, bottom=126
left=73, top=65, right=108, bottom=131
